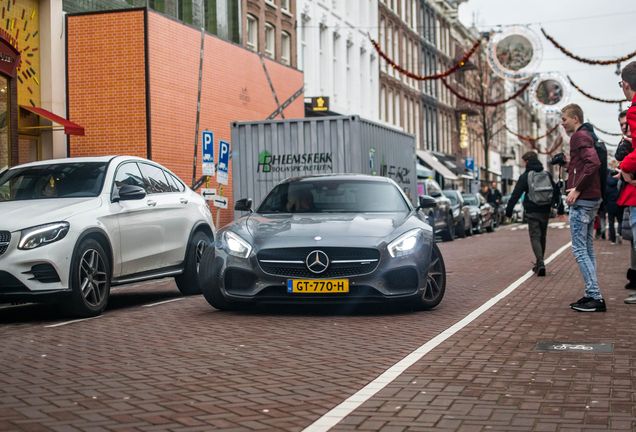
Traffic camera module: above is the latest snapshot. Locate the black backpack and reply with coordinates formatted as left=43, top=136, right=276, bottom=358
left=593, top=140, right=608, bottom=211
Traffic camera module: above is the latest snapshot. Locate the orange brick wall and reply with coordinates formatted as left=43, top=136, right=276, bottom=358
left=147, top=11, right=304, bottom=227
left=67, top=11, right=148, bottom=158
left=67, top=9, right=304, bottom=228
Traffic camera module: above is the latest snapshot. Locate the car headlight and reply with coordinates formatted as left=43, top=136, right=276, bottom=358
left=388, top=229, right=422, bottom=258
left=224, top=231, right=252, bottom=258
left=19, top=222, right=70, bottom=250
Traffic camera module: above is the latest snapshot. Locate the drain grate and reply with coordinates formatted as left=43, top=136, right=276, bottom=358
left=535, top=342, right=613, bottom=353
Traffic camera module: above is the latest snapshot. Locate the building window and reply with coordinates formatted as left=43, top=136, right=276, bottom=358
left=281, top=31, right=291, bottom=65
left=411, top=0, right=417, bottom=29
left=402, top=35, right=407, bottom=84
left=394, top=28, right=399, bottom=73
left=265, top=23, right=275, bottom=58
left=281, top=0, right=290, bottom=12
left=380, top=85, right=386, bottom=121
left=247, top=14, right=258, bottom=51
left=395, top=92, right=400, bottom=127
left=388, top=88, right=394, bottom=125
left=387, top=23, right=393, bottom=76
left=346, top=43, right=352, bottom=109
left=320, top=28, right=325, bottom=92
left=404, top=96, right=409, bottom=132
left=401, top=0, right=406, bottom=22
left=380, top=17, right=386, bottom=72
left=415, top=103, right=420, bottom=148
left=333, top=34, right=338, bottom=101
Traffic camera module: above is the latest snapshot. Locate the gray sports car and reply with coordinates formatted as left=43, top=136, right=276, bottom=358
left=198, top=174, right=446, bottom=311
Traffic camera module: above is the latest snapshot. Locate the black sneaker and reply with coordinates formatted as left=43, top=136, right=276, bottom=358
left=569, top=297, right=592, bottom=308
left=537, top=262, right=546, bottom=277
left=571, top=298, right=606, bottom=312
left=532, top=262, right=539, bottom=273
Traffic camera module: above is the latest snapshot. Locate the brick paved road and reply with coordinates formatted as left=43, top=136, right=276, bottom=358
left=1, top=222, right=632, bottom=431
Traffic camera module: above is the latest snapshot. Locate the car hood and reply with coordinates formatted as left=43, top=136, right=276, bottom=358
left=244, top=212, right=409, bottom=240
left=0, top=197, right=102, bottom=232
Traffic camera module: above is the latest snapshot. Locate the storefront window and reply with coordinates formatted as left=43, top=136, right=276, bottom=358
left=0, top=76, right=9, bottom=171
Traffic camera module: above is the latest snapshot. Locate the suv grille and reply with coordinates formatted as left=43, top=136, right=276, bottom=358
left=0, top=231, right=10, bottom=257
left=257, top=247, right=381, bottom=279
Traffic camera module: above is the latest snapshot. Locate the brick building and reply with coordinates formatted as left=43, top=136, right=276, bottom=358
left=243, top=0, right=296, bottom=68
left=378, top=0, right=421, bottom=146
left=66, top=8, right=304, bottom=227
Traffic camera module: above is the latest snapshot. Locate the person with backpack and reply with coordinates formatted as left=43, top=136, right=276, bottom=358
left=506, top=151, right=562, bottom=276
left=561, top=104, right=605, bottom=312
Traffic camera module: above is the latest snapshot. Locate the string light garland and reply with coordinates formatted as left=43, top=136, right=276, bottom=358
left=369, top=36, right=481, bottom=81
left=588, top=123, right=623, bottom=137
left=541, top=28, right=636, bottom=65
left=567, top=75, right=628, bottom=104
left=504, top=123, right=562, bottom=156
left=441, top=78, right=531, bottom=107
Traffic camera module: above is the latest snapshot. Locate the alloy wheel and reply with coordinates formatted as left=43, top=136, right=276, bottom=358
left=425, top=248, right=445, bottom=301
left=79, top=249, right=108, bottom=307
left=195, top=240, right=208, bottom=274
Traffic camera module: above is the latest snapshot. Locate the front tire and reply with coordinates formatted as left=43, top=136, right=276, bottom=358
left=474, top=217, right=484, bottom=234
left=67, top=238, right=111, bottom=318
left=486, top=216, right=495, bottom=232
left=441, top=214, right=455, bottom=242
left=415, top=243, right=446, bottom=310
left=199, top=248, right=244, bottom=311
left=456, top=219, right=466, bottom=238
left=175, top=230, right=210, bottom=296
left=465, top=218, right=473, bottom=236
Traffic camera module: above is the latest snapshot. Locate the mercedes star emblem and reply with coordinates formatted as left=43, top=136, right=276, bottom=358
left=306, top=250, right=329, bottom=274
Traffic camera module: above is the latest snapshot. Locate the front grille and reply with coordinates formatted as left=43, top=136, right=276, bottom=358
left=0, top=231, right=10, bottom=257
left=258, top=247, right=381, bottom=279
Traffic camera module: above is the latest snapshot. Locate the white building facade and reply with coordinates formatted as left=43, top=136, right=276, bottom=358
left=297, top=0, right=379, bottom=120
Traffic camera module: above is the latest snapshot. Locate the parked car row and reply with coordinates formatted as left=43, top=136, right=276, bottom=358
left=1, top=157, right=447, bottom=316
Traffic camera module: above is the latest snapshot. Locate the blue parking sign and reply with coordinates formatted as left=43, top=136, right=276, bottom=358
left=202, top=131, right=215, bottom=175
left=465, top=157, right=475, bottom=172
left=217, top=140, right=230, bottom=185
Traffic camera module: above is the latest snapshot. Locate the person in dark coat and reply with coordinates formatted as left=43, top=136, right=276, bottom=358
left=506, top=151, right=563, bottom=276
left=606, top=171, right=623, bottom=245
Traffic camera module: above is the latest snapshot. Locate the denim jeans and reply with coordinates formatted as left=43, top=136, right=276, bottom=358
left=569, top=204, right=602, bottom=299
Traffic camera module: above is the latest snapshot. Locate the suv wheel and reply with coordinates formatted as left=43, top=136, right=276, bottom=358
left=486, top=216, right=495, bottom=232
left=199, top=247, right=245, bottom=311
left=175, top=230, right=211, bottom=296
left=441, top=214, right=455, bottom=242
left=474, top=217, right=484, bottom=234
left=68, top=239, right=111, bottom=318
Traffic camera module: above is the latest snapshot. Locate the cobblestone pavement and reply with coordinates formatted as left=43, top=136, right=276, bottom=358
left=1, top=222, right=633, bottom=432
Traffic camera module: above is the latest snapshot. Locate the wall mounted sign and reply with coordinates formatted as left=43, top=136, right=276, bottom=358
left=0, top=36, right=19, bottom=78
left=460, top=113, right=468, bottom=149
left=311, top=96, right=329, bottom=112
left=530, top=72, right=571, bottom=113
left=487, top=25, right=543, bottom=81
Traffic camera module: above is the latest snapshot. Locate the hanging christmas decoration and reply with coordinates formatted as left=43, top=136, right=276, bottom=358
left=541, top=28, right=636, bottom=66
left=487, top=25, right=543, bottom=81
left=369, top=36, right=480, bottom=81
left=504, top=123, right=563, bottom=156
left=588, top=123, right=623, bottom=136
left=567, top=75, right=628, bottom=104
left=441, top=78, right=531, bottom=107
left=530, top=72, right=571, bottom=113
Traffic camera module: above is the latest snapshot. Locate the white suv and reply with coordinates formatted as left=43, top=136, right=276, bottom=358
left=0, top=156, right=215, bottom=317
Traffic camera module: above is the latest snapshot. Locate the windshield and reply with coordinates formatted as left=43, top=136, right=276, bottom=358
left=257, top=180, right=410, bottom=213
left=444, top=192, right=458, bottom=205
left=462, top=195, right=478, bottom=206
left=0, top=162, right=108, bottom=201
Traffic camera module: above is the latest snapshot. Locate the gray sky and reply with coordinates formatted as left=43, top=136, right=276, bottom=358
left=457, top=0, right=635, bottom=145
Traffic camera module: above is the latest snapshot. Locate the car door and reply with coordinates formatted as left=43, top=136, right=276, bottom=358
left=164, top=170, right=199, bottom=265
left=137, top=163, right=191, bottom=269
left=110, top=162, right=166, bottom=276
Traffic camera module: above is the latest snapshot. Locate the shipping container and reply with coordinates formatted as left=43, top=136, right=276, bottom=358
left=231, top=115, right=417, bottom=218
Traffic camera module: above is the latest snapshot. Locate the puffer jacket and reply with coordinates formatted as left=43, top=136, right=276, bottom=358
left=567, top=126, right=601, bottom=200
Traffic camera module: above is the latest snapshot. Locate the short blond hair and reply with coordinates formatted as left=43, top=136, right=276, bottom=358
left=562, top=104, right=584, bottom=124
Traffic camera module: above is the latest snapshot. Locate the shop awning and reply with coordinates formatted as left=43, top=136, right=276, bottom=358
left=416, top=150, right=459, bottom=181
left=19, top=105, right=85, bottom=136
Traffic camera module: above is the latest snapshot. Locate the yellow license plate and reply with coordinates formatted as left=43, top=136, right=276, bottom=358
left=287, top=279, right=349, bottom=293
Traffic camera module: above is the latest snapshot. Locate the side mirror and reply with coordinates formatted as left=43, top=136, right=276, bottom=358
left=417, top=195, right=437, bottom=210
left=235, top=198, right=253, bottom=212
left=117, top=185, right=146, bottom=201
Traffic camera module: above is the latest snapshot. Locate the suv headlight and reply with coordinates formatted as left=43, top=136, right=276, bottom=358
left=224, top=231, right=252, bottom=258
left=19, top=222, right=70, bottom=250
left=388, top=229, right=422, bottom=258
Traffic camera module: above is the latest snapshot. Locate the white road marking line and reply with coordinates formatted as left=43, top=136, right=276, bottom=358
left=302, top=242, right=573, bottom=432
left=45, top=316, right=102, bottom=328
left=142, top=298, right=185, bottom=307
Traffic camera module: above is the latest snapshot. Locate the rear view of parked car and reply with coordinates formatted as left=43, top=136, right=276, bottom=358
left=0, top=156, right=215, bottom=317
left=442, top=190, right=472, bottom=238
